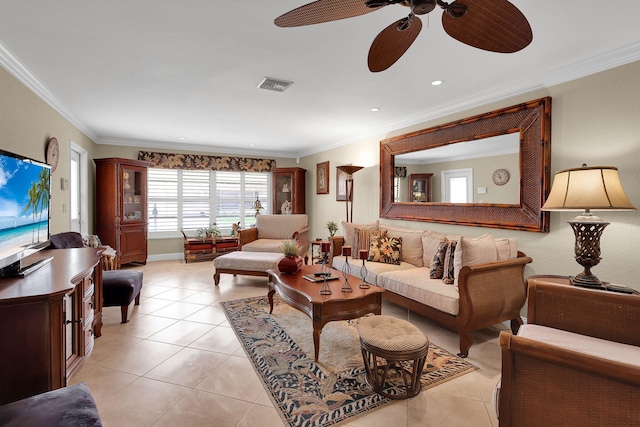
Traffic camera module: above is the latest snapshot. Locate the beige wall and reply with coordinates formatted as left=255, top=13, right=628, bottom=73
left=299, top=61, right=640, bottom=289
left=3, top=59, right=640, bottom=289
left=0, top=67, right=98, bottom=234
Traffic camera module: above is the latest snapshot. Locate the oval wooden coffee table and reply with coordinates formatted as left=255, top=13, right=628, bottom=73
left=267, top=264, right=384, bottom=362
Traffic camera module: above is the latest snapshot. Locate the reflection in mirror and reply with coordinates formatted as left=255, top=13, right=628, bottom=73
left=394, top=134, right=520, bottom=204
left=380, top=97, right=551, bottom=232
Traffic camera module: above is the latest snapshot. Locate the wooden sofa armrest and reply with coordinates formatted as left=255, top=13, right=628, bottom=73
left=527, top=278, right=640, bottom=346
left=237, top=227, right=258, bottom=250
left=457, top=253, right=533, bottom=332
left=499, top=331, right=640, bottom=426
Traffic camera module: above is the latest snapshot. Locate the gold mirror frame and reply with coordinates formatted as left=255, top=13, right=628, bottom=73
left=380, top=97, right=552, bottom=232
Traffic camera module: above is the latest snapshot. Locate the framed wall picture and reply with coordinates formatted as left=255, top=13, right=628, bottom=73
left=336, top=167, right=349, bottom=201
left=409, top=173, right=433, bottom=202
left=316, top=161, right=329, bottom=194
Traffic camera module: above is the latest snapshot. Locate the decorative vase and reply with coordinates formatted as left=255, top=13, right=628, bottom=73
left=278, top=255, right=303, bottom=274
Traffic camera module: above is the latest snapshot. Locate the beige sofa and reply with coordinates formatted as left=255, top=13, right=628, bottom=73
left=330, top=221, right=532, bottom=357
left=499, top=277, right=640, bottom=426
left=237, top=214, right=310, bottom=263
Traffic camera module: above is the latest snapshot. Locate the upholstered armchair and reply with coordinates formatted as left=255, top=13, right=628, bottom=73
left=499, top=277, right=640, bottom=426
left=237, top=214, right=310, bottom=264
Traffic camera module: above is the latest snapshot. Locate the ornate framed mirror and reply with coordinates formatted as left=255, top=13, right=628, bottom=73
left=380, top=97, right=552, bottom=232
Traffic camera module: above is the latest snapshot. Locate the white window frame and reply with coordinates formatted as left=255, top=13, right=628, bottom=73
left=147, top=168, right=271, bottom=239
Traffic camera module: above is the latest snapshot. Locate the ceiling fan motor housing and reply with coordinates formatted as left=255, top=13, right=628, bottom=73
left=412, top=0, right=437, bottom=14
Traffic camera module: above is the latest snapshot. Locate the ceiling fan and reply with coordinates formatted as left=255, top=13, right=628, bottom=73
left=274, top=0, right=532, bottom=72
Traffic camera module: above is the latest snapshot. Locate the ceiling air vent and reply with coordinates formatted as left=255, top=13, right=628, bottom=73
left=257, top=77, right=293, bottom=92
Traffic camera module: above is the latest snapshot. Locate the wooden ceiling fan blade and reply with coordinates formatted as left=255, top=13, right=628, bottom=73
left=368, top=17, right=422, bottom=72
left=442, top=0, right=532, bottom=53
left=275, top=0, right=383, bottom=28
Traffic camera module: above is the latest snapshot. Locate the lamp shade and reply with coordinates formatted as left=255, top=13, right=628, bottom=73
left=542, top=165, right=636, bottom=211
left=337, top=165, right=364, bottom=176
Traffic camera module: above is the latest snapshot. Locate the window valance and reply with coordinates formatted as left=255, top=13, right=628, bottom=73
left=138, top=151, right=276, bottom=172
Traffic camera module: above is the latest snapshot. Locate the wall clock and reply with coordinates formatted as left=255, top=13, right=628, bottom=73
left=46, top=137, right=59, bottom=172
left=492, top=168, right=510, bottom=186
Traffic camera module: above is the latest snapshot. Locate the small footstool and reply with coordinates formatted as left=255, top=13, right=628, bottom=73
left=213, top=252, right=284, bottom=285
left=103, top=269, right=143, bottom=323
left=357, top=315, right=429, bottom=399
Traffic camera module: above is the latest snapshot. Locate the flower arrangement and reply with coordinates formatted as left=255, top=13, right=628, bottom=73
left=195, top=223, right=221, bottom=239
left=280, top=240, right=301, bottom=257
left=326, top=220, right=338, bottom=237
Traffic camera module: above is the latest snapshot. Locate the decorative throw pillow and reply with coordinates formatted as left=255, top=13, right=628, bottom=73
left=429, top=239, right=449, bottom=279
left=442, top=240, right=458, bottom=285
left=369, top=235, right=402, bottom=265
left=353, top=229, right=386, bottom=259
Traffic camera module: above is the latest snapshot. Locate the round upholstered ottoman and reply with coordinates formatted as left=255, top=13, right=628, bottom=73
left=357, top=315, right=429, bottom=399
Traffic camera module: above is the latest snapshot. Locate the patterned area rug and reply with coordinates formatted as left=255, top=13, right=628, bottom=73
left=222, top=295, right=477, bottom=427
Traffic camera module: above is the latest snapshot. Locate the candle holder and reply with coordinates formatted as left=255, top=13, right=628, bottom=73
left=358, top=249, right=370, bottom=289
left=320, top=275, right=332, bottom=295
left=320, top=241, right=332, bottom=277
left=340, top=246, right=353, bottom=292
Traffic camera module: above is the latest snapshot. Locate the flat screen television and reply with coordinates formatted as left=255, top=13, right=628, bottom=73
left=0, top=148, right=51, bottom=276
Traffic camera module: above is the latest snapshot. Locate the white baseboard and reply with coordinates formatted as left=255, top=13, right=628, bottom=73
left=148, top=252, right=183, bottom=262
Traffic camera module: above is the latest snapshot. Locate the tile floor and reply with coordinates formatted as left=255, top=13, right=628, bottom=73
left=71, top=259, right=507, bottom=427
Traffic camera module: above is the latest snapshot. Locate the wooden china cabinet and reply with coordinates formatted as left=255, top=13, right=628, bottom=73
left=95, top=158, right=149, bottom=267
left=272, top=167, right=306, bottom=214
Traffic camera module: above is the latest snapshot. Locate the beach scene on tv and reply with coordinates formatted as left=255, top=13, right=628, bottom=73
left=0, top=153, right=51, bottom=258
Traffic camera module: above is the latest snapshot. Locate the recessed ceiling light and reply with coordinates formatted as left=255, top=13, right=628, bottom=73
left=431, top=80, right=443, bottom=86
left=250, top=144, right=255, bottom=147
left=370, top=107, right=380, bottom=112
left=178, top=137, right=187, bottom=141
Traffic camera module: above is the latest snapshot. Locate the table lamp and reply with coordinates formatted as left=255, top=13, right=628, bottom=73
left=542, top=164, right=636, bottom=289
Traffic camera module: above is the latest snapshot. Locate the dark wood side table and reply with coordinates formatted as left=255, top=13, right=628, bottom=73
left=310, top=239, right=330, bottom=264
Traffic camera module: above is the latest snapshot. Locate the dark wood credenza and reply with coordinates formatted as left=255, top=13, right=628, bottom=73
left=0, top=248, right=103, bottom=405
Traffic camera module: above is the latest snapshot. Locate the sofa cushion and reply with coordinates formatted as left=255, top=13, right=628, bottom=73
left=242, top=239, right=288, bottom=253
left=517, top=324, right=640, bottom=368
left=422, top=232, right=447, bottom=267
left=333, top=257, right=415, bottom=284
left=453, top=233, right=499, bottom=284
left=257, top=214, right=307, bottom=240
left=429, top=239, right=448, bottom=279
left=442, top=240, right=458, bottom=285
left=353, top=228, right=386, bottom=259
left=377, top=268, right=460, bottom=316
left=495, top=237, right=518, bottom=260
left=380, top=224, right=425, bottom=267
left=342, top=220, right=379, bottom=250
left=369, top=235, right=402, bottom=265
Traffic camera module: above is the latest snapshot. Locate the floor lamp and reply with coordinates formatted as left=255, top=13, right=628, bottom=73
left=542, top=164, right=636, bottom=289
left=337, top=165, right=363, bottom=223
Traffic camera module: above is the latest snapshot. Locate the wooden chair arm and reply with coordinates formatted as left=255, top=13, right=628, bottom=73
left=328, top=236, right=345, bottom=268
left=456, top=253, right=532, bottom=330
left=237, top=227, right=258, bottom=250
left=527, top=279, right=640, bottom=346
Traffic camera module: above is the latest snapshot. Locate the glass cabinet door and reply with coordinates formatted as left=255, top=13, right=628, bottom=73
left=122, top=167, right=145, bottom=222
left=275, top=174, right=292, bottom=214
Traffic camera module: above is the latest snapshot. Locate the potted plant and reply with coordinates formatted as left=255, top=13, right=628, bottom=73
left=326, top=220, right=338, bottom=239
left=278, top=240, right=304, bottom=274
left=195, top=223, right=221, bottom=239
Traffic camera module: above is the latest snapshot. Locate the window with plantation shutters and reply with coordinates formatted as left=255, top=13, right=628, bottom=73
left=148, top=168, right=270, bottom=237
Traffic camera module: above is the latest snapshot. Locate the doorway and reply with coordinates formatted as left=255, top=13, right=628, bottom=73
left=69, top=142, right=88, bottom=235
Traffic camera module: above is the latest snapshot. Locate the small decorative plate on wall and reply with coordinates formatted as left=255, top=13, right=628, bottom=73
left=492, top=168, right=510, bottom=186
